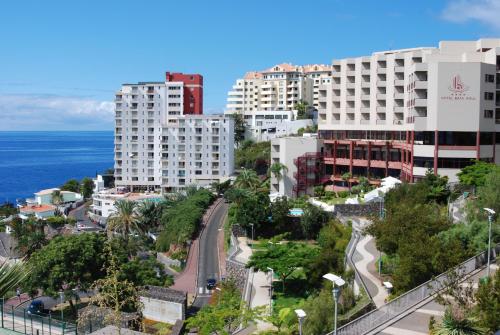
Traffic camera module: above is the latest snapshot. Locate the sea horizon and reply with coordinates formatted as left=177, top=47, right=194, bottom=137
left=0, top=131, right=114, bottom=203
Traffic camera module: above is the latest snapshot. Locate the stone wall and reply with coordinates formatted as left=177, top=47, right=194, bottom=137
left=226, top=259, right=247, bottom=292
left=334, top=202, right=380, bottom=217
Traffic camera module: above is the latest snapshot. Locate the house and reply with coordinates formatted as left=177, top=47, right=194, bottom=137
left=27, top=188, right=82, bottom=206
left=19, top=204, right=56, bottom=219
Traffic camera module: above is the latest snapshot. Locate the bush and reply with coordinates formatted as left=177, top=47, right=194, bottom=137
left=338, top=191, right=349, bottom=198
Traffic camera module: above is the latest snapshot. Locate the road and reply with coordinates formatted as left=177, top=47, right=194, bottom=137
left=68, top=203, right=103, bottom=233
left=191, top=202, right=228, bottom=309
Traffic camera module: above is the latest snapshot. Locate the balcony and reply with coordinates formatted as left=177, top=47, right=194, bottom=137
left=394, top=106, right=404, bottom=113
left=345, top=119, right=355, bottom=124
left=393, top=119, right=404, bottom=125
left=360, top=119, right=370, bottom=124
left=361, top=94, right=371, bottom=101
left=346, top=82, right=355, bottom=89
left=415, top=98, right=427, bottom=107
left=394, top=66, right=404, bottom=73
left=360, top=107, right=370, bottom=113
left=377, top=81, right=386, bottom=87
left=394, top=93, right=404, bottom=100
left=377, top=68, right=387, bottom=74
left=376, top=119, right=386, bottom=125
left=361, top=81, right=371, bottom=88
left=376, top=93, right=386, bottom=100
left=376, top=107, right=386, bottom=113
left=361, top=69, right=370, bottom=75
left=394, top=79, right=404, bottom=86
left=415, top=81, right=427, bottom=89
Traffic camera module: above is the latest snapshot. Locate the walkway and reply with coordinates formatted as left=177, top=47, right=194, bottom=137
left=376, top=264, right=498, bottom=335
left=352, top=235, right=388, bottom=307
left=235, top=237, right=274, bottom=332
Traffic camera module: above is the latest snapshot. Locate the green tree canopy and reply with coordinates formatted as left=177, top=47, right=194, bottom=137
left=229, top=113, right=246, bottom=147
left=457, top=160, right=498, bottom=187
left=247, top=242, right=319, bottom=292
left=235, top=140, right=270, bottom=175
left=234, top=169, right=261, bottom=190
left=24, top=234, right=107, bottom=313
left=81, top=177, right=94, bottom=199
left=60, top=179, right=80, bottom=193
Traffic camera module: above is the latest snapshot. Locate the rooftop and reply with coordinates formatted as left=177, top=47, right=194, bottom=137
left=140, top=285, right=187, bottom=304
left=19, top=204, right=56, bottom=213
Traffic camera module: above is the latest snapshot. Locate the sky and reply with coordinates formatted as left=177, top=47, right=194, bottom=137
left=1, top=0, right=500, bottom=130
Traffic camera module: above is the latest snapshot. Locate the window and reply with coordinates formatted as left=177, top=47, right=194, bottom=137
left=484, top=110, right=493, bottom=118
left=484, top=92, right=494, bottom=100
left=485, top=74, right=495, bottom=83
left=438, top=131, right=476, bottom=146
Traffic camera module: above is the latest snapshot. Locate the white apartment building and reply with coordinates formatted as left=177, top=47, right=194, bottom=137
left=317, top=39, right=500, bottom=184
left=114, top=76, right=234, bottom=193
left=226, top=63, right=332, bottom=113
left=160, top=115, right=234, bottom=191
left=270, top=136, right=324, bottom=199
left=242, top=110, right=313, bottom=142
left=225, top=64, right=331, bottom=141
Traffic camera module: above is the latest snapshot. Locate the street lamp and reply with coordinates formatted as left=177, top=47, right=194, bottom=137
left=267, top=267, right=274, bottom=316
left=323, top=273, right=345, bottom=335
left=483, top=208, right=496, bottom=278
left=250, top=223, right=254, bottom=243
left=294, top=309, right=306, bottom=335
left=58, top=290, right=65, bottom=321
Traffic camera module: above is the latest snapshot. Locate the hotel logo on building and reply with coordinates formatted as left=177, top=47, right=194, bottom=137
left=441, top=74, right=475, bottom=101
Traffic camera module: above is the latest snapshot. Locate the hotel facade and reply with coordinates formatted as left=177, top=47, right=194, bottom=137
left=114, top=72, right=234, bottom=193
left=313, top=39, right=500, bottom=188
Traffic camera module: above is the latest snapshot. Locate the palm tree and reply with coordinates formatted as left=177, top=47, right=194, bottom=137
left=235, top=169, right=261, bottom=190
left=136, top=200, right=161, bottom=233
left=225, top=188, right=253, bottom=207
left=432, top=308, right=486, bottom=335
left=107, top=200, right=141, bottom=241
left=268, top=163, right=288, bottom=182
left=51, top=190, right=64, bottom=206
left=0, top=262, right=27, bottom=298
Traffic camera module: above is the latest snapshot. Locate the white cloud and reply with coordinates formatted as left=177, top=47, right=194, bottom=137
left=442, top=0, right=500, bottom=30
left=0, top=94, right=114, bottom=130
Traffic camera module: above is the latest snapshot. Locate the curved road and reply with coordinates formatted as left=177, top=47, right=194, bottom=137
left=191, top=201, right=228, bottom=309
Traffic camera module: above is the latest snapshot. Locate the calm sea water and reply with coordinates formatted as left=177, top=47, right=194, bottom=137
left=0, top=131, right=114, bottom=204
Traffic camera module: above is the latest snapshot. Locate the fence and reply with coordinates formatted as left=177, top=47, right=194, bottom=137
left=330, top=243, right=500, bottom=335
left=0, top=303, right=77, bottom=335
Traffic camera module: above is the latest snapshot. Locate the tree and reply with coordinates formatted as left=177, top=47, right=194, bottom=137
left=295, top=101, right=310, bottom=120
left=107, top=200, right=141, bottom=242
left=457, top=160, right=497, bottom=187
left=247, top=242, right=319, bottom=292
left=268, top=163, right=288, bottom=182
left=60, top=179, right=80, bottom=193
left=431, top=308, right=486, bottom=335
left=51, top=190, right=64, bottom=206
left=186, top=280, right=262, bottom=334
left=269, top=197, right=292, bottom=235
left=300, top=204, right=329, bottom=239
left=24, top=234, right=107, bottom=314
left=119, top=257, right=173, bottom=287
left=80, top=243, right=142, bottom=333
left=136, top=200, right=162, bottom=233
left=0, top=202, right=18, bottom=217
left=474, top=268, right=500, bottom=333
left=235, top=140, right=271, bottom=175
left=0, top=261, right=27, bottom=298
left=81, top=177, right=94, bottom=199
left=10, top=217, right=47, bottom=258
left=473, top=166, right=500, bottom=215
left=341, top=172, right=352, bottom=190
left=211, top=180, right=231, bottom=195
left=234, top=169, right=261, bottom=190
left=229, top=113, right=246, bottom=147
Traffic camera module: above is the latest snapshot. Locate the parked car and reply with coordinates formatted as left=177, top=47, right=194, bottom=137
left=27, top=300, right=50, bottom=316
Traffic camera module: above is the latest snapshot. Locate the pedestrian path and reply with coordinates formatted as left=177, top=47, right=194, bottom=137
left=354, top=235, right=388, bottom=307
left=235, top=237, right=275, bottom=332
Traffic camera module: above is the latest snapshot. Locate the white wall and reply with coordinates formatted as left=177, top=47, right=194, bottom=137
left=140, top=297, right=184, bottom=324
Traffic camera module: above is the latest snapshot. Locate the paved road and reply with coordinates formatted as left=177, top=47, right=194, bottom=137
left=68, top=204, right=103, bottom=233
left=191, top=202, right=228, bottom=309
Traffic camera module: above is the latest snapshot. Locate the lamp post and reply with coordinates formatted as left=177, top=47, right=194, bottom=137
left=250, top=223, right=254, bottom=243
left=483, top=208, right=496, bottom=278
left=378, top=198, right=385, bottom=277
left=323, top=273, right=345, bottom=335
left=58, top=290, right=64, bottom=321
left=267, top=267, right=274, bottom=316
left=294, top=309, right=306, bottom=335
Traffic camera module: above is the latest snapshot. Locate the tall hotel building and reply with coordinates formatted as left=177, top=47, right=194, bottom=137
left=114, top=72, right=234, bottom=192
left=315, top=39, right=500, bottom=185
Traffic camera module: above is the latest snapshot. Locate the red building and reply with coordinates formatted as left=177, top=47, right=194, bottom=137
left=165, top=72, right=203, bottom=115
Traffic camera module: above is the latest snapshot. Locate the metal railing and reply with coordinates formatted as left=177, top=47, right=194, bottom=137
left=330, top=243, right=500, bottom=335
left=0, top=302, right=77, bottom=335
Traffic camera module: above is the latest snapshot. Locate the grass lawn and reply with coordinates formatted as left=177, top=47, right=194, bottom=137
left=322, top=197, right=347, bottom=205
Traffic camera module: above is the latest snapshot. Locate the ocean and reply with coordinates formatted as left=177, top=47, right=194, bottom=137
left=0, top=131, right=114, bottom=204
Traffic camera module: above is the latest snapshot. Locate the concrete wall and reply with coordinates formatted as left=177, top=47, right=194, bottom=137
left=140, top=296, right=184, bottom=325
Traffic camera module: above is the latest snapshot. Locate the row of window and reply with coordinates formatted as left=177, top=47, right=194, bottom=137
left=414, top=131, right=496, bottom=146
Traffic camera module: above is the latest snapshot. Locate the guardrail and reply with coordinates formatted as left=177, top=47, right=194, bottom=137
left=330, top=243, right=500, bottom=335
left=0, top=302, right=77, bottom=335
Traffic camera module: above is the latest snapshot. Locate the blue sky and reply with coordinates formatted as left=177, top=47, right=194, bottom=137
left=1, top=0, right=500, bottom=130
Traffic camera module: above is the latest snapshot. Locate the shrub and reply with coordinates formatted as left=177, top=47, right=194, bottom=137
left=338, top=191, right=349, bottom=198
